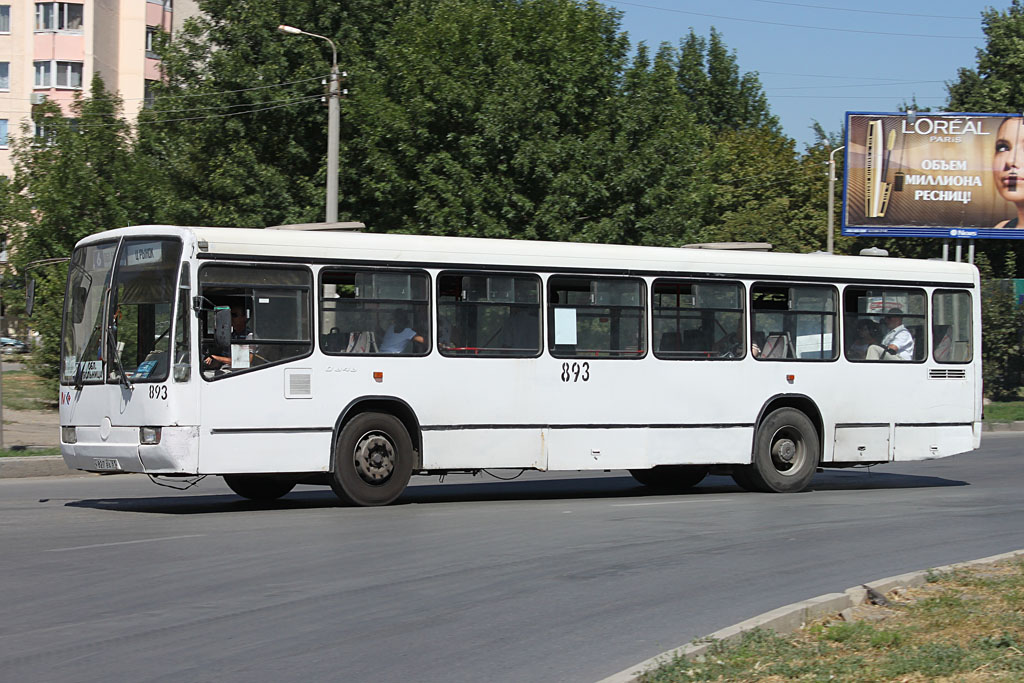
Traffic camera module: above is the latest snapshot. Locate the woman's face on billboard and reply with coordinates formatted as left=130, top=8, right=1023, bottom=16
left=994, top=118, right=1024, bottom=203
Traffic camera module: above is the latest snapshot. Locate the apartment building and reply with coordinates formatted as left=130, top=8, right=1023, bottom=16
left=0, top=0, right=190, bottom=177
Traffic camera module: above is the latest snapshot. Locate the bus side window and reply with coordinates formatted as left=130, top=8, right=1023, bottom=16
left=548, top=275, right=646, bottom=359
left=932, top=290, right=972, bottom=364
left=320, top=268, right=429, bottom=356
left=842, top=287, right=926, bottom=363
left=751, top=283, right=838, bottom=361
left=198, top=265, right=313, bottom=378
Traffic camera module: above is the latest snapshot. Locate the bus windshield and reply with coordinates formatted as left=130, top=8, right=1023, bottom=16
left=61, top=237, right=183, bottom=385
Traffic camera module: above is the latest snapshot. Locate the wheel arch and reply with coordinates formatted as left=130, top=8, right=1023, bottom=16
left=752, top=393, right=824, bottom=464
left=332, top=396, right=423, bottom=470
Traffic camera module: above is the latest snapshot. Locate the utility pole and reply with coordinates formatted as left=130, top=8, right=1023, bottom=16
left=278, top=25, right=340, bottom=223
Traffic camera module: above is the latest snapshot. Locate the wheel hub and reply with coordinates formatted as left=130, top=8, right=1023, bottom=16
left=773, top=438, right=796, bottom=463
left=354, top=432, right=395, bottom=485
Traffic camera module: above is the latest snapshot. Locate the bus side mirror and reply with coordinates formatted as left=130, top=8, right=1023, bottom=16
left=214, top=306, right=231, bottom=353
left=71, top=285, right=87, bottom=324
left=25, top=279, right=36, bottom=317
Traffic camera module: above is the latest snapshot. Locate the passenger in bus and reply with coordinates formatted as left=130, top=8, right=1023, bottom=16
left=380, top=311, right=424, bottom=353
left=849, top=319, right=881, bottom=359
left=750, top=331, right=765, bottom=357
left=865, top=308, right=914, bottom=360
left=203, top=304, right=252, bottom=369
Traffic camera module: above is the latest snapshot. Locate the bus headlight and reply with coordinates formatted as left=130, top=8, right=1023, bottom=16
left=61, top=426, right=77, bottom=444
left=139, top=427, right=162, bottom=445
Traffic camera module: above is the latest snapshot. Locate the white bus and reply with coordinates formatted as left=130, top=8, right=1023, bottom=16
left=58, top=224, right=981, bottom=505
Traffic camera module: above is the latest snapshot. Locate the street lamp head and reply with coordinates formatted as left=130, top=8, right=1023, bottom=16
left=277, top=24, right=302, bottom=35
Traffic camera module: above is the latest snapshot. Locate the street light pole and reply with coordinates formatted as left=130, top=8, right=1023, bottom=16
left=827, top=145, right=845, bottom=254
left=278, top=24, right=340, bottom=223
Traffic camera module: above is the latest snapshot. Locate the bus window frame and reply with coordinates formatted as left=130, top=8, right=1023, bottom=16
left=652, top=277, right=746, bottom=361
left=842, top=285, right=928, bottom=364
left=931, top=288, right=973, bottom=365
left=317, top=266, right=432, bottom=357
left=197, top=262, right=315, bottom=380
left=750, top=282, right=840, bottom=363
left=547, top=274, right=648, bottom=360
left=436, top=270, right=543, bottom=359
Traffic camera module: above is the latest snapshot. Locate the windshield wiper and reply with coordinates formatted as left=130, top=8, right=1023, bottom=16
left=106, top=322, right=133, bottom=391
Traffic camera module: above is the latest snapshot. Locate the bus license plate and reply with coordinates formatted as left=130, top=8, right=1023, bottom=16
left=93, top=458, right=120, bottom=471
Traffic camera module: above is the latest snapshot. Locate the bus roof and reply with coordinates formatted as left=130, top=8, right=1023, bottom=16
left=85, top=225, right=979, bottom=286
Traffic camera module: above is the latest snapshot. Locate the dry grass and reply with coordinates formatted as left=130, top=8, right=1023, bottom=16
left=640, top=560, right=1024, bottom=682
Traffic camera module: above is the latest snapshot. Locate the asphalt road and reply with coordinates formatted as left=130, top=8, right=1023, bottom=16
left=2, top=435, right=1023, bottom=683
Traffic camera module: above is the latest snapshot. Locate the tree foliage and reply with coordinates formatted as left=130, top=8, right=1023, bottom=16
left=5, top=75, right=153, bottom=387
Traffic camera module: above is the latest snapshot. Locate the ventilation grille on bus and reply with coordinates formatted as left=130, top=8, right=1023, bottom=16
left=929, top=368, right=967, bottom=380
left=284, top=369, right=313, bottom=399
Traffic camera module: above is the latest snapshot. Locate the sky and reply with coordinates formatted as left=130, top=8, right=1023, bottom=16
left=604, top=0, right=995, bottom=149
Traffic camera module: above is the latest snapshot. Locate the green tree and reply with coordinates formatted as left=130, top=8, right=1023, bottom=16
left=5, top=75, right=152, bottom=388
left=976, top=252, right=1024, bottom=399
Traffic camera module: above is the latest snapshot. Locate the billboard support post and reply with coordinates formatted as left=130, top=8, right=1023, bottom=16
left=827, top=146, right=844, bottom=254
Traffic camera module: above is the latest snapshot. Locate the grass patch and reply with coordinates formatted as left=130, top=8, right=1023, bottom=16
left=639, top=559, right=1024, bottom=682
left=983, top=400, right=1024, bottom=423
left=1, top=370, right=55, bottom=411
left=0, top=447, right=60, bottom=457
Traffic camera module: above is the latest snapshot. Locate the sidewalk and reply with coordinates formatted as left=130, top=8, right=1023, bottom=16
left=0, top=407, right=73, bottom=478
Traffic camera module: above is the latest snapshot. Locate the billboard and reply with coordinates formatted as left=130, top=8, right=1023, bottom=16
left=843, top=112, right=1024, bottom=239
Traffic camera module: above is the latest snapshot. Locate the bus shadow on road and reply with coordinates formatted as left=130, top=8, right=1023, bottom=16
left=64, top=470, right=966, bottom=514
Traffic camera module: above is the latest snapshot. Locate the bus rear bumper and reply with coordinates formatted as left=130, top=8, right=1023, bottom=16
left=61, top=426, right=199, bottom=475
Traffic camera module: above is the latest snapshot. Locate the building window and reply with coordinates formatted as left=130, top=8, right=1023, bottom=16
left=34, top=61, right=50, bottom=87
left=0, top=120, right=8, bottom=148
left=35, top=2, right=82, bottom=31
left=145, top=26, right=158, bottom=58
left=144, top=79, right=157, bottom=109
left=0, top=62, right=8, bottom=91
left=0, top=6, right=11, bottom=34
left=34, top=60, right=82, bottom=88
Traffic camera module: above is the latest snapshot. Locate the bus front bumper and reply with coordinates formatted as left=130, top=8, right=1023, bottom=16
left=61, top=425, right=200, bottom=475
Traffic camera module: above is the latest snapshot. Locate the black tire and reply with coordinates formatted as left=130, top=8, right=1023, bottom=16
left=629, top=465, right=708, bottom=491
left=746, top=407, right=819, bottom=493
left=223, top=474, right=296, bottom=501
left=331, top=412, right=413, bottom=507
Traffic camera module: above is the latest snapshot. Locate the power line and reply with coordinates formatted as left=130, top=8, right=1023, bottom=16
left=0, top=75, right=327, bottom=105
left=607, top=1, right=981, bottom=39
left=740, top=0, right=977, bottom=21
left=44, top=95, right=323, bottom=128
left=768, top=80, right=946, bottom=91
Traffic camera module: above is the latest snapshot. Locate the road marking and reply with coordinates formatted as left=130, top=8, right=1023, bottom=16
left=46, top=534, right=205, bottom=552
left=611, top=499, right=730, bottom=507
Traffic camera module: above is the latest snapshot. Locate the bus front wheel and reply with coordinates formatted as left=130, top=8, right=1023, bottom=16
left=629, top=465, right=708, bottom=491
left=739, top=407, right=819, bottom=493
left=331, top=412, right=413, bottom=507
left=223, top=474, right=296, bottom=501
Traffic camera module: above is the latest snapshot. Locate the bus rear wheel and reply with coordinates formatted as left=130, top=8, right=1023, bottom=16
left=629, top=465, right=708, bottom=491
left=223, top=474, right=296, bottom=501
left=741, top=407, right=819, bottom=493
left=331, top=412, right=413, bottom=507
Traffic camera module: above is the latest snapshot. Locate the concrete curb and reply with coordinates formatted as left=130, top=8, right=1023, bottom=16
left=0, top=455, right=76, bottom=478
left=983, top=421, right=1024, bottom=432
left=596, top=548, right=1024, bottom=683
